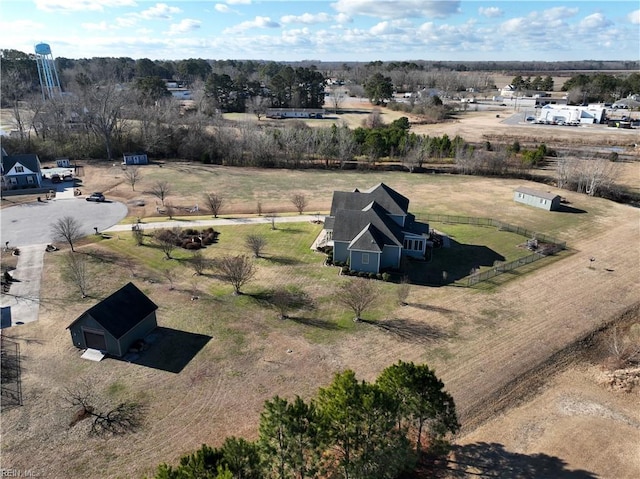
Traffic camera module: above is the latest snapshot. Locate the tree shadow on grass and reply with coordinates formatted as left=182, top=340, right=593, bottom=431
left=360, top=318, right=449, bottom=344
left=408, top=303, right=457, bottom=315
left=443, top=442, right=597, bottom=478
left=115, top=327, right=211, bottom=374
left=262, top=255, right=300, bottom=265
left=286, top=316, right=341, bottom=330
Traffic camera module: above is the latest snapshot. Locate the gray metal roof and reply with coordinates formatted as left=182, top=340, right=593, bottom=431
left=515, top=186, right=560, bottom=201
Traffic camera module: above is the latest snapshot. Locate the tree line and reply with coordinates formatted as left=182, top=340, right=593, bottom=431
left=150, top=361, right=459, bottom=479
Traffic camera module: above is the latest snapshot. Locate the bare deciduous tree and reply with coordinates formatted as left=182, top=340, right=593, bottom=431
left=165, top=202, right=175, bottom=219
left=62, top=251, right=89, bottom=298
left=151, top=180, right=171, bottom=206
left=189, top=251, right=213, bottom=276
left=247, top=95, right=269, bottom=121
left=266, top=212, right=278, bottom=230
left=269, top=286, right=315, bottom=319
left=52, top=216, right=83, bottom=252
left=64, top=379, right=145, bottom=436
left=397, top=276, right=411, bottom=306
left=214, top=255, right=255, bottom=295
left=161, top=267, right=177, bottom=290
left=154, top=228, right=179, bottom=259
left=123, top=167, right=142, bottom=191
left=245, top=234, right=267, bottom=258
left=291, top=193, right=308, bottom=214
left=336, top=278, right=378, bottom=322
left=204, top=193, right=225, bottom=218
left=327, top=85, right=346, bottom=113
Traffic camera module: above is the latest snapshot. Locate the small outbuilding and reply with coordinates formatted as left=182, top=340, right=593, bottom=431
left=67, top=282, right=158, bottom=357
left=122, top=152, right=149, bottom=165
left=514, top=186, right=561, bottom=211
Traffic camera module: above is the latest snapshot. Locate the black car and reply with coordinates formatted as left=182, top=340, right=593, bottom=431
left=86, top=192, right=106, bottom=202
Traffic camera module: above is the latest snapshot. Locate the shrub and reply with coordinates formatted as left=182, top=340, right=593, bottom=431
left=185, top=242, right=201, bottom=250
left=382, top=272, right=391, bottom=282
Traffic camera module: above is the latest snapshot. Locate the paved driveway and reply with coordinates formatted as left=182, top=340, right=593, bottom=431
left=1, top=197, right=127, bottom=328
left=1, top=197, right=128, bottom=247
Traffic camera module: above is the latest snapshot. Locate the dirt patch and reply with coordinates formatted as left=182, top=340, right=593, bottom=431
left=453, top=304, right=640, bottom=478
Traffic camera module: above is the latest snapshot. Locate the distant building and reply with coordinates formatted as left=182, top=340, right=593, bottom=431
left=538, top=104, right=606, bottom=124
left=514, top=187, right=561, bottom=211
left=123, top=152, right=149, bottom=165
left=266, top=108, right=325, bottom=119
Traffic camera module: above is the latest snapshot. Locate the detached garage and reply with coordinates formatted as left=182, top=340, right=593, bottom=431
left=514, top=186, right=561, bottom=211
left=67, top=282, right=158, bottom=357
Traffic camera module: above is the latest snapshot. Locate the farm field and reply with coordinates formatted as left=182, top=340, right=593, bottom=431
left=1, top=163, right=639, bottom=478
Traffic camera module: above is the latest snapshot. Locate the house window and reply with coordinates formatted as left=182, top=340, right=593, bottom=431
left=9, top=178, right=17, bottom=185
left=417, top=241, right=422, bottom=251
left=26, top=176, right=34, bottom=184
left=15, top=166, right=24, bottom=173
left=361, top=253, right=369, bottom=264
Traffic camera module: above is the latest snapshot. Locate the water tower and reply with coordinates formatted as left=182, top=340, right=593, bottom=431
left=34, top=42, right=62, bottom=100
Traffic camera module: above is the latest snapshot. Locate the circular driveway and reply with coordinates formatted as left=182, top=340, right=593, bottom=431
left=1, top=198, right=128, bottom=247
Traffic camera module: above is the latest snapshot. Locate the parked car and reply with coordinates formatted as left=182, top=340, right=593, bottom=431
left=86, top=192, right=105, bottom=202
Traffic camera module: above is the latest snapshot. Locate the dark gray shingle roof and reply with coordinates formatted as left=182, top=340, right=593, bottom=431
left=333, top=201, right=403, bottom=248
left=68, top=282, right=157, bottom=339
left=329, top=182, right=409, bottom=217
left=2, top=154, right=41, bottom=174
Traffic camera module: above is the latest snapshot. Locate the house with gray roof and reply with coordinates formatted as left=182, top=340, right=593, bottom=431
left=322, top=183, right=429, bottom=274
left=1, top=153, right=43, bottom=190
left=67, top=282, right=158, bottom=357
left=514, top=186, right=561, bottom=211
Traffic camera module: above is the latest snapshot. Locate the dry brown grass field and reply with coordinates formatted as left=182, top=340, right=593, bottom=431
left=2, top=92, right=640, bottom=478
left=1, top=158, right=639, bottom=478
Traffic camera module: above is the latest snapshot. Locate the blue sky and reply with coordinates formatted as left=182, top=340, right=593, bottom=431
left=1, top=1, right=639, bottom=61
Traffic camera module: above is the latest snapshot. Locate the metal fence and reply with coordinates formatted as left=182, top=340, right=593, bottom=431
left=1, top=336, right=23, bottom=408
left=422, top=214, right=566, bottom=287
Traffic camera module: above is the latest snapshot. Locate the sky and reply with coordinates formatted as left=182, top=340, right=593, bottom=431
left=1, top=0, right=639, bottom=62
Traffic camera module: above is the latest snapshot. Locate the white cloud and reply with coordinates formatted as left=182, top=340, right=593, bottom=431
left=223, top=16, right=280, bottom=34
left=226, top=0, right=251, bottom=4
left=34, top=0, right=136, bottom=13
left=335, top=13, right=352, bottom=24
left=478, top=7, right=503, bottom=18
left=116, top=16, right=138, bottom=28
left=579, top=13, right=612, bottom=29
left=628, top=9, right=640, bottom=24
left=281, top=12, right=331, bottom=25
left=542, top=6, right=579, bottom=22
left=81, top=21, right=110, bottom=31
left=166, top=19, right=202, bottom=35
left=215, top=4, right=231, bottom=13
left=370, top=21, right=400, bottom=35
left=139, top=3, right=181, bottom=20
left=331, top=0, right=460, bottom=20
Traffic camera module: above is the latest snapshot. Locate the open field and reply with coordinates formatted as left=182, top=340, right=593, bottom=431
left=1, top=162, right=639, bottom=478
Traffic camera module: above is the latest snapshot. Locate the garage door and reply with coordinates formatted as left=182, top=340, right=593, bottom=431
left=83, top=330, right=107, bottom=351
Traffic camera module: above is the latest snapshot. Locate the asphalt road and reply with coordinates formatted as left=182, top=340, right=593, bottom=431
left=1, top=197, right=128, bottom=248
